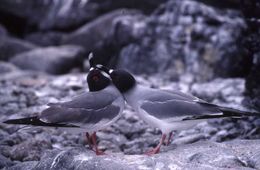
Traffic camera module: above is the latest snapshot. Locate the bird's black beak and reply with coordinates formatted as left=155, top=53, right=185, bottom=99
left=95, top=64, right=110, bottom=74
left=88, top=52, right=95, bottom=67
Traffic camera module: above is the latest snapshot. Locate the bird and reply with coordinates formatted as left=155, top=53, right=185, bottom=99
left=96, top=64, right=260, bottom=155
left=3, top=67, right=125, bottom=155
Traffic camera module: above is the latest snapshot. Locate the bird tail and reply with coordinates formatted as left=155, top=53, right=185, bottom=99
left=184, top=102, right=260, bottom=121
left=3, top=116, right=79, bottom=128
left=218, top=106, right=260, bottom=118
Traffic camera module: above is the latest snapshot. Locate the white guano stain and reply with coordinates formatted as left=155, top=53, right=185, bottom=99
left=74, top=153, right=93, bottom=163
left=155, top=162, right=165, bottom=170
left=50, top=151, right=66, bottom=169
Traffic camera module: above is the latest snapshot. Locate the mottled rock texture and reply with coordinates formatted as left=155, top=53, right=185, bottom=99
left=10, top=45, right=85, bottom=74
left=117, top=0, right=249, bottom=81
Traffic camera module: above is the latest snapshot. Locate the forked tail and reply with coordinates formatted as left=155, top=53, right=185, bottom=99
left=3, top=117, right=79, bottom=128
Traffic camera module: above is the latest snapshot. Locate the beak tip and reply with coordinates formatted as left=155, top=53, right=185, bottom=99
left=95, top=64, right=110, bottom=74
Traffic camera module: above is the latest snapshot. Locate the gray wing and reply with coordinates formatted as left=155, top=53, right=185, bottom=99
left=145, top=89, right=205, bottom=103
left=40, top=104, right=120, bottom=126
left=140, top=99, right=222, bottom=122
left=41, top=89, right=121, bottom=126
left=166, top=90, right=206, bottom=103
left=48, top=90, right=116, bottom=110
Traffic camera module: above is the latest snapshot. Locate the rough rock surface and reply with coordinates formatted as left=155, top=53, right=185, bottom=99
left=0, top=36, right=37, bottom=61
left=246, top=52, right=260, bottom=110
left=10, top=45, right=86, bottom=74
left=61, top=9, right=143, bottom=67
left=5, top=140, right=260, bottom=170
left=0, top=71, right=259, bottom=169
left=0, top=0, right=165, bottom=31
left=0, top=24, right=7, bottom=36
left=118, top=0, right=249, bottom=81
left=243, top=0, right=260, bottom=111
left=0, top=0, right=99, bottom=31
left=0, top=62, right=19, bottom=74
left=25, top=32, right=65, bottom=47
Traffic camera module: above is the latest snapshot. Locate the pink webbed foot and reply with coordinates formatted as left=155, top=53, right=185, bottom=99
left=86, top=132, right=94, bottom=151
left=144, top=134, right=167, bottom=156
left=165, top=132, right=173, bottom=146
left=91, top=132, right=106, bottom=156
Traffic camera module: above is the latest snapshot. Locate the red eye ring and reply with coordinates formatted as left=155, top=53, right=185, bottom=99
left=92, top=75, right=99, bottom=81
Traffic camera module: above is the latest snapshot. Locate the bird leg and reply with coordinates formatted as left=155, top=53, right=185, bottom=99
left=165, top=132, right=173, bottom=146
left=85, top=132, right=94, bottom=151
left=145, top=134, right=167, bottom=155
left=91, top=132, right=105, bottom=155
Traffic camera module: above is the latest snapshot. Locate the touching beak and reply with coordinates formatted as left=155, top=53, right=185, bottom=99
left=95, top=64, right=110, bottom=74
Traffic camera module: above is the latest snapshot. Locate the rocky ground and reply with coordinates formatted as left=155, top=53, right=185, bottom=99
left=0, top=70, right=259, bottom=169
left=0, top=0, right=260, bottom=169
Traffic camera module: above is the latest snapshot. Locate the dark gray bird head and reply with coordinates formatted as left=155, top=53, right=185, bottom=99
left=96, top=64, right=136, bottom=93
left=87, top=67, right=111, bottom=91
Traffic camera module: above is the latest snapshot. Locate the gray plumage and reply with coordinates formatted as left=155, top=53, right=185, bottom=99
left=4, top=85, right=125, bottom=133
left=40, top=85, right=124, bottom=131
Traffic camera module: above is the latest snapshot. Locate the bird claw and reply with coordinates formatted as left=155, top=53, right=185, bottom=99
left=144, top=134, right=166, bottom=155
left=165, top=132, right=173, bottom=146
left=165, top=138, right=172, bottom=146
left=144, top=148, right=160, bottom=156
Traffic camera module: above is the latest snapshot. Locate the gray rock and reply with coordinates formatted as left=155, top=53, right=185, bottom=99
left=0, top=0, right=165, bottom=32
left=245, top=49, right=260, bottom=110
left=118, top=0, right=248, bottom=81
left=195, top=0, right=241, bottom=9
left=62, top=9, right=142, bottom=67
left=88, top=0, right=167, bottom=14
left=0, top=0, right=99, bottom=31
left=6, top=161, right=38, bottom=170
left=7, top=140, right=260, bottom=170
left=191, top=78, right=245, bottom=104
left=0, top=62, right=19, bottom=74
left=248, top=151, right=260, bottom=169
left=10, top=45, right=86, bottom=74
left=8, top=138, right=52, bottom=161
left=25, top=32, right=65, bottom=47
left=0, top=36, right=37, bottom=61
left=243, top=0, right=260, bottom=111
left=0, top=153, right=13, bottom=169
left=0, top=24, right=7, bottom=36
left=0, top=70, right=259, bottom=169
left=62, top=9, right=140, bottom=49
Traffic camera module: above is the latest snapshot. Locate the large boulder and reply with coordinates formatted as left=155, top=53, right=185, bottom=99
left=0, top=24, right=7, bottom=36
left=6, top=140, right=260, bottom=170
left=0, top=0, right=165, bottom=32
left=62, top=9, right=140, bottom=48
left=24, top=32, right=65, bottom=47
left=88, top=0, right=167, bottom=14
left=0, top=61, right=19, bottom=74
left=242, top=0, right=260, bottom=110
left=0, top=36, right=37, bottom=61
left=245, top=51, right=260, bottom=110
left=0, top=70, right=259, bottom=169
left=0, top=153, right=13, bottom=169
left=117, top=0, right=249, bottom=81
left=0, top=0, right=99, bottom=31
left=10, top=45, right=86, bottom=74
left=62, top=9, right=142, bottom=67
left=195, top=0, right=241, bottom=9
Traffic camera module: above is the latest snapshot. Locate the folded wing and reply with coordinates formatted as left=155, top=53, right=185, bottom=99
left=140, top=99, right=223, bottom=122
left=40, top=104, right=120, bottom=127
